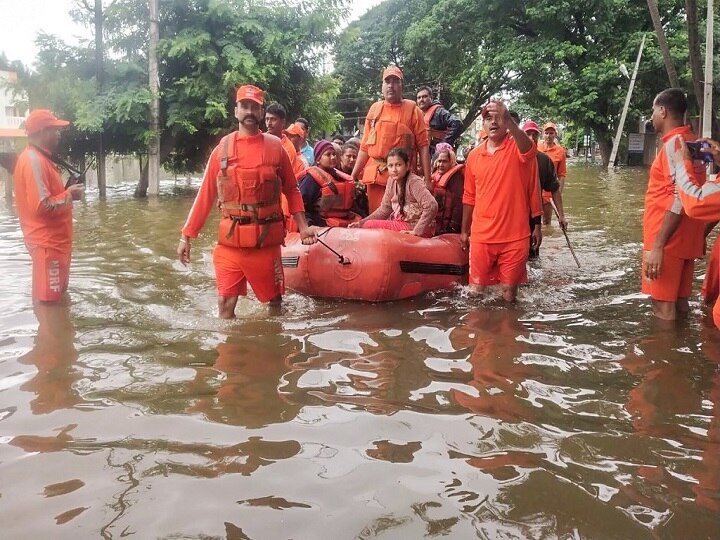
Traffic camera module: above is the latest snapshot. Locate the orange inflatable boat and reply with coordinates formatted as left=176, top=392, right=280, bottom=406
left=281, top=228, right=468, bottom=301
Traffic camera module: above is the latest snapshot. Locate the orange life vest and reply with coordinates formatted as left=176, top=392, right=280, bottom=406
left=432, top=164, right=464, bottom=234
left=362, top=99, right=418, bottom=186
left=423, top=103, right=447, bottom=143
left=216, top=133, right=286, bottom=249
left=305, top=166, right=359, bottom=226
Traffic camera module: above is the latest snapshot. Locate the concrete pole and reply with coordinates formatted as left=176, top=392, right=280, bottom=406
left=609, top=35, right=646, bottom=167
left=148, top=0, right=160, bottom=196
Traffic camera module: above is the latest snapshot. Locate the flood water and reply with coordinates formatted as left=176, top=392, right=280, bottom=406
left=1, top=165, right=719, bottom=539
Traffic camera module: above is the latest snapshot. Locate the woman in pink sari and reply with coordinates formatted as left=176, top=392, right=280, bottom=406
left=348, top=147, right=437, bottom=237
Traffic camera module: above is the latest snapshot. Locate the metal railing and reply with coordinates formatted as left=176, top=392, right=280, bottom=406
left=0, top=116, right=25, bottom=129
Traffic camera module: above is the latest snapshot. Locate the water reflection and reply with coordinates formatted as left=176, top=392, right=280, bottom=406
left=189, top=321, right=302, bottom=428
left=18, top=302, right=80, bottom=414
left=2, top=167, right=720, bottom=538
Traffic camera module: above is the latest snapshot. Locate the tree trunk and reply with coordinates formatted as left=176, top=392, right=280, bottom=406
left=646, top=0, right=679, bottom=87
left=134, top=134, right=177, bottom=198
left=147, top=0, right=160, bottom=196
left=686, top=0, right=705, bottom=114
left=598, top=138, right=612, bottom=168
left=95, top=0, right=107, bottom=199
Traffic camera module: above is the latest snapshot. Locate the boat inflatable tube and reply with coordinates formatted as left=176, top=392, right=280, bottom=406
left=282, top=228, right=468, bottom=301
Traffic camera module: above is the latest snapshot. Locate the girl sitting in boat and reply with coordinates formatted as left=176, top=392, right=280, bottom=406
left=348, top=147, right=438, bottom=237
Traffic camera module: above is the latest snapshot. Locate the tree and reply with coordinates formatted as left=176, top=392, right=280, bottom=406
left=10, top=0, right=348, bottom=196
left=647, top=0, right=680, bottom=87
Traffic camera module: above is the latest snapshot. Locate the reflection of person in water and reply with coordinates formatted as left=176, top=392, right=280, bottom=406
left=692, top=327, right=720, bottom=513
left=189, top=321, right=301, bottom=429
left=621, top=328, right=719, bottom=517
left=451, top=309, right=536, bottom=423
left=18, top=301, right=80, bottom=414
left=449, top=310, right=541, bottom=477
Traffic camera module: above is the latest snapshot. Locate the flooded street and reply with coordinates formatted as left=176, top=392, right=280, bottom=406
left=1, top=165, right=718, bottom=539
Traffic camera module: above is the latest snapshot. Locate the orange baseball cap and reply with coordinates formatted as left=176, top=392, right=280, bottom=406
left=543, top=122, right=558, bottom=132
left=283, top=122, right=306, bottom=138
left=236, top=85, right=264, bottom=105
left=382, top=65, right=403, bottom=81
left=25, top=109, right=70, bottom=135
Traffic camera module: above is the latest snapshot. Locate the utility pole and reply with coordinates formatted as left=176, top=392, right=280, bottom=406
left=95, top=0, right=106, bottom=198
left=148, top=0, right=160, bottom=195
left=609, top=35, right=646, bottom=167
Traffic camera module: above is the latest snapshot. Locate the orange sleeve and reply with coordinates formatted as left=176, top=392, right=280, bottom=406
left=527, top=159, right=542, bottom=218
left=280, top=148, right=304, bottom=215
left=556, top=148, right=567, bottom=177
left=19, top=153, right=73, bottom=217
left=462, top=152, right=477, bottom=206
left=668, top=141, right=720, bottom=221
left=181, top=145, right=221, bottom=238
left=411, top=104, right=429, bottom=148
left=359, top=107, right=374, bottom=153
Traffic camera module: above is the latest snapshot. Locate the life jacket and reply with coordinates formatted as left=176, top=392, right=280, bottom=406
left=216, top=133, right=286, bottom=249
left=362, top=99, right=418, bottom=186
left=305, top=166, right=359, bottom=227
left=423, top=103, right=447, bottom=143
left=432, top=164, right=464, bottom=234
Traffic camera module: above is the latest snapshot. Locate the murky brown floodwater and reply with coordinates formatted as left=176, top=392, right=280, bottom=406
left=1, top=165, right=718, bottom=539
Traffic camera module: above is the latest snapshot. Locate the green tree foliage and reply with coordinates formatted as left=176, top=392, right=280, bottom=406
left=9, top=0, right=347, bottom=187
left=335, top=0, right=718, bottom=165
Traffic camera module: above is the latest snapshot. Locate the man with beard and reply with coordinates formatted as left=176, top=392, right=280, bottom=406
left=351, top=65, right=431, bottom=212
left=416, top=85, right=463, bottom=156
left=178, top=85, right=318, bottom=318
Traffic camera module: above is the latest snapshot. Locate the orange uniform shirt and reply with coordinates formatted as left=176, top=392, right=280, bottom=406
left=281, top=134, right=306, bottom=179
left=537, top=142, right=567, bottom=178
left=181, top=132, right=304, bottom=239
left=359, top=100, right=429, bottom=156
left=643, top=125, right=706, bottom=260
left=14, top=146, right=74, bottom=251
left=463, top=136, right=541, bottom=243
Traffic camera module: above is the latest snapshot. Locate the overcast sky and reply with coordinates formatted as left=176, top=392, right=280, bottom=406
left=0, top=0, right=381, bottom=68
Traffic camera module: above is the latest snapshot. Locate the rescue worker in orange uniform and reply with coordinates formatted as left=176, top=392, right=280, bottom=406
left=430, top=142, right=464, bottom=234
left=283, top=122, right=309, bottom=179
left=351, top=65, right=431, bottom=213
left=663, top=134, right=720, bottom=326
left=641, top=88, right=706, bottom=321
left=14, top=109, right=84, bottom=303
left=177, top=85, right=318, bottom=318
left=298, top=140, right=360, bottom=227
left=264, top=102, right=306, bottom=179
left=537, top=122, right=567, bottom=225
left=416, top=85, right=463, bottom=157
left=461, top=100, right=542, bottom=303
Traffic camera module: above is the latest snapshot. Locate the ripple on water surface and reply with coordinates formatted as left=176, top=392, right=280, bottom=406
left=0, top=168, right=719, bottom=538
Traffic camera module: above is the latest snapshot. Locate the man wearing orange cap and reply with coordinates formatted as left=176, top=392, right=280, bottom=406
left=283, top=122, right=309, bottom=178
left=522, top=120, right=567, bottom=246
left=461, top=101, right=541, bottom=303
left=351, top=65, right=431, bottom=212
left=537, top=122, right=567, bottom=225
left=14, top=109, right=84, bottom=303
left=178, top=85, right=318, bottom=318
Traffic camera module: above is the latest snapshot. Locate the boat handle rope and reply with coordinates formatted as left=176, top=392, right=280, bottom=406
left=315, top=227, right=351, bottom=265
